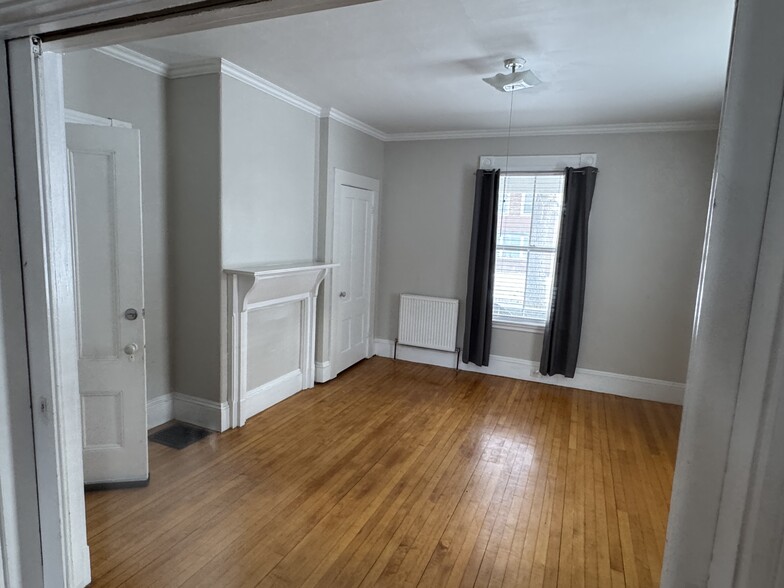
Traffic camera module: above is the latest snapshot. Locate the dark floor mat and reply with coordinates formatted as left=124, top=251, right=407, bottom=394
left=149, top=422, right=212, bottom=449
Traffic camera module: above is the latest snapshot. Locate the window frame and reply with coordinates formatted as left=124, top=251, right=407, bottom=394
left=493, top=171, right=564, bottom=330
left=478, top=153, right=597, bottom=332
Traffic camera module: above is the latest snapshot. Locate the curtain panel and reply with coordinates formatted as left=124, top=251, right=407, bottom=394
left=540, top=166, right=599, bottom=377
left=462, top=169, right=501, bottom=366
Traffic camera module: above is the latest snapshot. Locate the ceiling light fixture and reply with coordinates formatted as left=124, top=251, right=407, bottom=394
left=483, top=57, right=542, bottom=93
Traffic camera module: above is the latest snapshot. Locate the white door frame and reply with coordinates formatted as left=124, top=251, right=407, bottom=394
left=0, top=41, right=44, bottom=588
left=661, top=0, right=784, bottom=585
left=320, top=169, right=379, bottom=382
left=8, top=40, right=90, bottom=587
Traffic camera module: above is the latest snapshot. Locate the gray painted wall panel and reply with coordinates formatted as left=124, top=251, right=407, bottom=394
left=220, top=75, right=319, bottom=267
left=167, top=74, right=222, bottom=402
left=327, top=119, right=385, bottom=181
left=378, top=131, right=716, bottom=383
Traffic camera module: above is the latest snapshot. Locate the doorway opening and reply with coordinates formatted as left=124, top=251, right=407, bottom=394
left=10, top=0, right=780, bottom=586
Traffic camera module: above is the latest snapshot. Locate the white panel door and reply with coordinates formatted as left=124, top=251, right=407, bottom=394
left=66, top=124, right=148, bottom=485
left=334, top=183, right=375, bottom=375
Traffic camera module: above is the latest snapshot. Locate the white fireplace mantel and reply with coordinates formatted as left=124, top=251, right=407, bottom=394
left=225, top=262, right=337, bottom=428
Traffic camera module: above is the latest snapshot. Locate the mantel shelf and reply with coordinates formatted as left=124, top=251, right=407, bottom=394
left=224, top=261, right=338, bottom=278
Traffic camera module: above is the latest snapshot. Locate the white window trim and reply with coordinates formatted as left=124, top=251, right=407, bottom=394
left=484, top=154, right=597, bottom=330
left=479, top=153, right=597, bottom=172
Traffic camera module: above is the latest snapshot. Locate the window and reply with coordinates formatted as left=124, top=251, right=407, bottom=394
left=493, top=173, right=565, bottom=328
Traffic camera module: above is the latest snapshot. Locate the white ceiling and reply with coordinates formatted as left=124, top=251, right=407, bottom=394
left=128, top=0, right=735, bottom=134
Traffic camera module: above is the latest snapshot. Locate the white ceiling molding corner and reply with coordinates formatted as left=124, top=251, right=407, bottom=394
left=219, top=59, right=322, bottom=116
left=93, top=45, right=382, bottom=137
left=94, top=45, right=169, bottom=77
left=323, top=108, right=388, bottom=141
left=91, top=46, right=720, bottom=144
left=166, top=58, right=222, bottom=78
left=386, top=120, right=719, bottom=142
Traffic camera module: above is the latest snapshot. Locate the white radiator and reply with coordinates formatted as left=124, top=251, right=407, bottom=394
left=398, top=294, right=459, bottom=352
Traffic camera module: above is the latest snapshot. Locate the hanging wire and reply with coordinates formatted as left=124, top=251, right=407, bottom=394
left=504, top=87, right=516, bottom=175
left=495, top=89, right=517, bottom=319
left=497, top=88, right=516, bottom=254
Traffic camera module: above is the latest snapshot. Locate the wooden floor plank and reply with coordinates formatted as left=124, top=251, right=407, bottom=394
left=84, top=358, right=681, bottom=588
left=471, top=381, right=540, bottom=588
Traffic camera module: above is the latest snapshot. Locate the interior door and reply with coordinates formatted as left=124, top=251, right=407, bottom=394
left=333, top=181, right=376, bottom=375
left=66, top=123, right=148, bottom=485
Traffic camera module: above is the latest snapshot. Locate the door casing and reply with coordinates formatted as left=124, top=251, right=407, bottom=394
left=332, top=180, right=376, bottom=375
left=321, top=169, right=380, bottom=382
left=8, top=41, right=90, bottom=587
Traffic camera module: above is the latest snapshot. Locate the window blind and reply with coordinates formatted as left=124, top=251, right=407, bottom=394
left=493, top=173, right=566, bottom=326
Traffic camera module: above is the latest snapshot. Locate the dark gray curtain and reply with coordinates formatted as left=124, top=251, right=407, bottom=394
left=463, top=169, right=501, bottom=366
left=540, top=166, right=599, bottom=377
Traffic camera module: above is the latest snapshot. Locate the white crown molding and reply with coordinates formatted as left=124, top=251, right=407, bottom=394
left=94, top=45, right=169, bottom=77
left=166, top=58, right=221, bottom=78
left=322, top=108, right=388, bottom=141
left=220, top=59, right=322, bottom=116
left=94, top=46, right=718, bottom=143
left=385, top=120, right=719, bottom=142
left=153, top=56, right=325, bottom=117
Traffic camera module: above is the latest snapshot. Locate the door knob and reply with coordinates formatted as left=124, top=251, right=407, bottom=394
left=124, top=343, right=139, bottom=356
left=339, top=291, right=347, bottom=298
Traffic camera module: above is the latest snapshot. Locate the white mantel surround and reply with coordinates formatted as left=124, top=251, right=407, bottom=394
left=225, top=262, right=336, bottom=428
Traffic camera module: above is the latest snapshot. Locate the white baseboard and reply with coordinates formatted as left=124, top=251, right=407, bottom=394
left=146, top=393, right=173, bottom=429
left=173, top=393, right=230, bottom=432
left=315, top=361, right=333, bottom=383
left=374, top=338, right=684, bottom=405
left=147, top=392, right=229, bottom=432
left=242, top=369, right=303, bottom=422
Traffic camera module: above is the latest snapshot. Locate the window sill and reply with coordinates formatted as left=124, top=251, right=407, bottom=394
left=492, top=321, right=545, bottom=335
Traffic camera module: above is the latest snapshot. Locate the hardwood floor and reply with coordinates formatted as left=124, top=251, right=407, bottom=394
left=85, top=357, right=681, bottom=587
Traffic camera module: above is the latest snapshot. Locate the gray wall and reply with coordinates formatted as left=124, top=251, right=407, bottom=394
left=63, top=50, right=170, bottom=400
left=316, top=117, right=385, bottom=258
left=167, top=74, right=223, bottom=402
left=378, top=131, right=717, bottom=383
left=326, top=118, right=384, bottom=180
left=220, top=76, right=320, bottom=266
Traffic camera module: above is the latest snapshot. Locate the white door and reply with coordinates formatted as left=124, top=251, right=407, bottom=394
left=66, top=123, right=148, bottom=485
left=333, top=174, right=377, bottom=375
